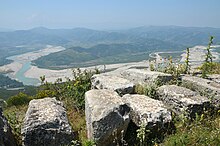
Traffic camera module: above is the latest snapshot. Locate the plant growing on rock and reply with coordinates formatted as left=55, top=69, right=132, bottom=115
left=150, top=56, right=185, bottom=85
left=205, top=36, right=214, bottom=63
left=39, top=68, right=98, bottom=110
left=135, top=81, right=159, bottom=99
left=199, top=36, right=220, bottom=78
left=3, top=68, right=99, bottom=146
left=137, top=122, right=150, bottom=146
left=184, top=47, right=190, bottom=74
left=3, top=105, right=28, bottom=145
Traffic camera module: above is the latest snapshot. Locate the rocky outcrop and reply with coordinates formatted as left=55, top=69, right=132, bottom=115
left=122, top=69, right=173, bottom=85
left=0, top=107, right=17, bottom=146
left=181, top=75, right=220, bottom=107
left=91, top=74, right=135, bottom=96
left=208, top=74, right=220, bottom=84
left=0, top=99, right=7, bottom=109
left=157, top=85, right=211, bottom=117
left=122, top=94, right=172, bottom=128
left=85, top=89, right=130, bottom=146
left=85, top=69, right=220, bottom=144
left=21, top=97, right=74, bottom=146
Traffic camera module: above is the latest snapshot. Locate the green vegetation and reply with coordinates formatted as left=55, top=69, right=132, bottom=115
left=0, top=58, right=12, bottom=66
left=136, top=122, right=150, bottom=146
left=135, top=79, right=162, bottom=99
left=33, top=40, right=183, bottom=69
left=140, top=37, right=220, bottom=145
left=150, top=56, right=186, bottom=85
left=0, top=74, right=23, bottom=88
left=2, top=26, right=220, bottom=68
left=200, top=62, right=220, bottom=75
left=1, top=32, right=220, bottom=145
left=0, top=86, right=37, bottom=100
left=3, top=69, right=98, bottom=145
left=3, top=105, right=28, bottom=145
left=162, top=112, right=220, bottom=146
left=7, top=92, right=32, bottom=107
left=184, top=48, right=190, bottom=74
left=0, top=45, right=43, bottom=66
left=198, top=36, right=220, bottom=78
left=205, top=36, right=214, bottom=63
left=39, top=69, right=98, bottom=110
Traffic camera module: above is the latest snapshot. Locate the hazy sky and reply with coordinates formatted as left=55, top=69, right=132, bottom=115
left=1, top=0, right=220, bottom=30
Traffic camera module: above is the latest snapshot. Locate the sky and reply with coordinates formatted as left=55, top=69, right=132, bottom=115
left=0, top=0, right=220, bottom=30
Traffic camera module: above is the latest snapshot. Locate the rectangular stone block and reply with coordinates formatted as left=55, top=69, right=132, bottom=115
left=91, top=74, right=135, bottom=96
left=122, top=94, right=171, bottom=128
left=122, top=69, right=173, bottom=85
left=157, top=85, right=211, bottom=117
left=85, top=89, right=130, bottom=146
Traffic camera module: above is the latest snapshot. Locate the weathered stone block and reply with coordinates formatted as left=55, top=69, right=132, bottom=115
left=208, top=74, right=220, bottom=84
left=122, top=69, right=173, bottom=85
left=21, top=97, right=74, bottom=146
left=85, top=89, right=130, bottom=146
left=91, top=74, right=135, bottom=96
left=122, top=94, right=171, bottom=128
left=181, top=75, right=220, bottom=107
left=157, top=85, right=211, bottom=117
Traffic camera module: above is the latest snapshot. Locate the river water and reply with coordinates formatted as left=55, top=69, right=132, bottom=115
left=7, top=55, right=40, bottom=85
left=5, top=46, right=65, bottom=86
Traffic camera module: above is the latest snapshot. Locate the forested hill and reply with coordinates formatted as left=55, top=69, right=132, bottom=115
left=0, top=74, right=23, bottom=88
left=122, top=26, right=220, bottom=46
left=1, top=26, right=220, bottom=47
left=33, top=38, right=183, bottom=69
left=1, top=26, right=220, bottom=68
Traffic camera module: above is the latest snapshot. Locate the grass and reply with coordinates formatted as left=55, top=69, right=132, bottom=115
left=2, top=36, right=220, bottom=145
left=135, top=83, right=159, bottom=99
left=3, top=100, right=88, bottom=146
left=199, top=62, right=220, bottom=75
left=3, top=69, right=97, bottom=146
left=65, top=107, right=87, bottom=144
left=3, top=105, right=28, bottom=146
left=161, top=112, right=220, bottom=146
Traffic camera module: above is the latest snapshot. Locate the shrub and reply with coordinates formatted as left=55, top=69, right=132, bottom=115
left=39, top=69, right=98, bottom=110
left=199, top=62, right=220, bottom=78
left=205, top=36, right=214, bottom=63
left=7, top=92, right=32, bottom=107
left=149, top=56, right=186, bottom=84
left=184, top=47, right=190, bottom=74
left=162, top=113, right=220, bottom=146
left=199, top=36, right=216, bottom=78
left=35, top=89, right=57, bottom=99
left=135, top=80, right=160, bottom=99
left=3, top=105, right=28, bottom=145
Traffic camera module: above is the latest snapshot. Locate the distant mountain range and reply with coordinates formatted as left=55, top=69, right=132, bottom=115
left=1, top=26, right=220, bottom=47
left=1, top=26, right=220, bottom=68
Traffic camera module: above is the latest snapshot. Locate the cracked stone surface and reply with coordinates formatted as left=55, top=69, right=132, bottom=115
left=157, top=85, right=211, bottom=117
left=122, top=69, right=173, bottom=85
left=181, top=75, right=220, bottom=107
left=122, top=94, right=172, bottom=128
left=85, top=89, right=130, bottom=146
left=21, top=97, right=74, bottom=146
left=91, top=74, right=135, bottom=96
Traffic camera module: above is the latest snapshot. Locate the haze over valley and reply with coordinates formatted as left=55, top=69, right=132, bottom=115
left=0, top=26, right=220, bottom=86
left=1, top=1, right=220, bottom=146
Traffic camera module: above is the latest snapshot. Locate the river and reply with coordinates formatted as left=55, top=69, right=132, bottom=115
left=4, top=46, right=65, bottom=86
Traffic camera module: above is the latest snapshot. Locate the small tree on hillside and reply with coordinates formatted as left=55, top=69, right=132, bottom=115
left=205, top=36, right=214, bottom=63
left=185, top=47, right=190, bottom=74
